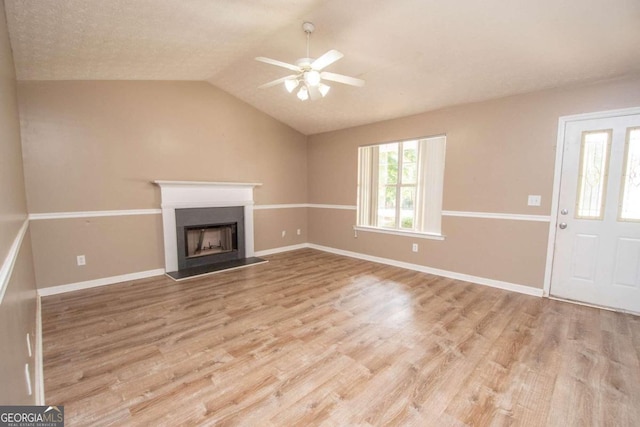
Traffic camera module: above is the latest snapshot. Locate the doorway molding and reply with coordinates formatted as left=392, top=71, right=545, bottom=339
left=543, top=106, right=640, bottom=296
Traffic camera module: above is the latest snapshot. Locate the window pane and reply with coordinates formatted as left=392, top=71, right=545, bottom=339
left=400, top=187, right=416, bottom=229
left=575, top=130, right=611, bottom=219
left=378, top=143, right=398, bottom=185
left=619, top=128, right=640, bottom=221
left=377, top=185, right=396, bottom=227
left=402, top=140, right=418, bottom=184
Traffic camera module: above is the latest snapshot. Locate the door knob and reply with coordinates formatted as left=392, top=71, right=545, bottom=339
left=560, top=209, right=568, bottom=215
left=559, top=222, right=567, bottom=229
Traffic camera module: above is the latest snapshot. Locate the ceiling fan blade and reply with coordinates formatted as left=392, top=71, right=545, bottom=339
left=255, top=57, right=301, bottom=72
left=258, top=75, right=298, bottom=89
left=308, top=85, right=322, bottom=101
left=320, top=71, right=365, bottom=87
left=311, top=50, right=344, bottom=70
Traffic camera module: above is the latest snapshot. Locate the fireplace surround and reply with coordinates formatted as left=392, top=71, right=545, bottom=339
left=154, top=181, right=264, bottom=279
left=176, top=206, right=244, bottom=270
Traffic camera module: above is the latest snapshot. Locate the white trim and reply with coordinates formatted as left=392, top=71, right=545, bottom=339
left=256, top=203, right=357, bottom=210
left=256, top=242, right=543, bottom=297
left=308, top=204, right=357, bottom=210
left=35, top=295, right=44, bottom=405
left=254, top=204, right=308, bottom=210
left=308, top=244, right=543, bottom=296
left=0, top=219, right=29, bottom=304
left=554, top=106, right=640, bottom=122
left=161, top=201, right=254, bottom=209
left=154, top=180, right=263, bottom=188
left=23, top=206, right=551, bottom=223
left=37, top=268, right=165, bottom=296
left=353, top=226, right=445, bottom=241
left=543, top=106, right=640, bottom=297
left=442, top=210, right=551, bottom=222
left=154, top=181, right=261, bottom=271
left=29, top=209, right=161, bottom=220
left=255, top=243, right=309, bottom=257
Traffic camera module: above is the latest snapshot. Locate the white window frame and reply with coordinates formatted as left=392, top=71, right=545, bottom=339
left=356, top=135, right=446, bottom=240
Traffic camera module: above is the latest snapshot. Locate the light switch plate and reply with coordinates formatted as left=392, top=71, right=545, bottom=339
left=527, top=195, right=541, bottom=206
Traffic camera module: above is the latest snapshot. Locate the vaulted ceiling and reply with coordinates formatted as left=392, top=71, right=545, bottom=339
left=5, top=0, right=640, bottom=135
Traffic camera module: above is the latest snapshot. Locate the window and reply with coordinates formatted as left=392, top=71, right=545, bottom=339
left=357, top=135, right=446, bottom=237
left=619, top=127, right=640, bottom=221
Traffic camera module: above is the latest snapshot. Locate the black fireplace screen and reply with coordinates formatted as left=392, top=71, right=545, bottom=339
left=175, top=206, right=245, bottom=270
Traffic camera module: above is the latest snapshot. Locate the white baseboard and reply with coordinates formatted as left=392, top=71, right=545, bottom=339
left=306, top=244, right=544, bottom=297
left=35, top=295, right=44, bottom=405
left=37, top=268, right=165, bottom=297
left=36, top=244, right=543, bottom=299
left=255, top=243, right=310, bottom=257
left=253, top=242, right=542, bottom=297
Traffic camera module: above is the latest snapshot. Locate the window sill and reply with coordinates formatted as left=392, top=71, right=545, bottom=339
left=353, top=226, right=445, bottom=241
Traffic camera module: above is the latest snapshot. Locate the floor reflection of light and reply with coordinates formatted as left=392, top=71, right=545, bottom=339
left=345, top=275, right=417, bottom=331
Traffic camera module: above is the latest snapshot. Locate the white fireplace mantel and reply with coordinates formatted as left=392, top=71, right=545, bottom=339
left=154, top=181, right=262, bottom=272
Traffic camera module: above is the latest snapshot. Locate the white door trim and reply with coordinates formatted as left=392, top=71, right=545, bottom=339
left=543, top=106, right=640, bottom=297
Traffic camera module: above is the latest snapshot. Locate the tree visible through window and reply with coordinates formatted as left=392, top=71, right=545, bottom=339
left=358, top=136, right=446, bottom=236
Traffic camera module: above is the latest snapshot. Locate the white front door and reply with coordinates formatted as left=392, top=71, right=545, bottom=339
left=550, top=112, right=640, bottom=313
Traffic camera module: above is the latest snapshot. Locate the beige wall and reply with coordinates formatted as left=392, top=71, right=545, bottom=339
left=254, top=208, right=308, bottom=251
left=307, top=76, right=640, bottom=289
left=18, top=81, right=308, bottom=288
left=0, top=0, right=38, bottom=404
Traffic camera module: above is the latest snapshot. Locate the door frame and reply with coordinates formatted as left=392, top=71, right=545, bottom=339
left=543, top=106, right=640, bottom=297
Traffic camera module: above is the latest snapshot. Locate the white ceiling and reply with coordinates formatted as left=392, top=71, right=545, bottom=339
left=5, top=0, right=640, bottom=135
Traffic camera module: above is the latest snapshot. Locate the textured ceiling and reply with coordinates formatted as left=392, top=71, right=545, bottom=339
left=5, top=0, right=640, bottom=135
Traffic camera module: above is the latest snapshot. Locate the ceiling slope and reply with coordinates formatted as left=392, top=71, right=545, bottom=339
left=6, top=0, right=640, bottom=134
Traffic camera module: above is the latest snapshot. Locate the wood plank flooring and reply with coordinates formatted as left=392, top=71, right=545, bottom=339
left=41, top=249, right=640, bottom=426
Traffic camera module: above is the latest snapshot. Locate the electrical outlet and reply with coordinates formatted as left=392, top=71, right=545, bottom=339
left=412, top=243, right=418, bottom=252
left=297, top=229, right=301, bottom=235
left=77, top=255, right=86, bottom=266
left=281, top=230, right=286, bottom=238
left=527, top=195, right=541, bottom=206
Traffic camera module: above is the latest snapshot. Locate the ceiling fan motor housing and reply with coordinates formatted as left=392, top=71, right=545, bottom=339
left=295, top=58, right=314, bottom=69
left=302, top=22, right=315, bottom=34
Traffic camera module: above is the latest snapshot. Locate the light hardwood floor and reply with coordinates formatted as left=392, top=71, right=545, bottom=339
left=42, top=249, right=640, bottom=426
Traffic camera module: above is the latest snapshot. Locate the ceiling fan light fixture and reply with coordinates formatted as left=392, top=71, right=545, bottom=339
left=284, top=78, right=299, bottom=93
left=304, top=70, right=321, bottom=87
left=318, top=83, right=330, bottom=97
left=256, top=21, right=364, bottom=101
left=297, top=86, right=309, bottom=101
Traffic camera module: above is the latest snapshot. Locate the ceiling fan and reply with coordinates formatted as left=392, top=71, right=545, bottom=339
left=256, top=22, right=365, bottom=101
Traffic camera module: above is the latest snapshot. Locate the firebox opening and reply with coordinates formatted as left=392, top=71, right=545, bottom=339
left=185, top=223, right=237, bottom=259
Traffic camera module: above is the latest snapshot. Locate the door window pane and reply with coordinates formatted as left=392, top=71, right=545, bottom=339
left=619, top=128, right=640, bottom=221
left=575, top=130, right=611, bottom=219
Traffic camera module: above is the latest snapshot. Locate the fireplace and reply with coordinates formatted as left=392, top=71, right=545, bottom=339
left=175, top=206, right=244, bottom=270
left=185, top=224, right=235, bottom=259
left=154, top=181, right=266, bottom=280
